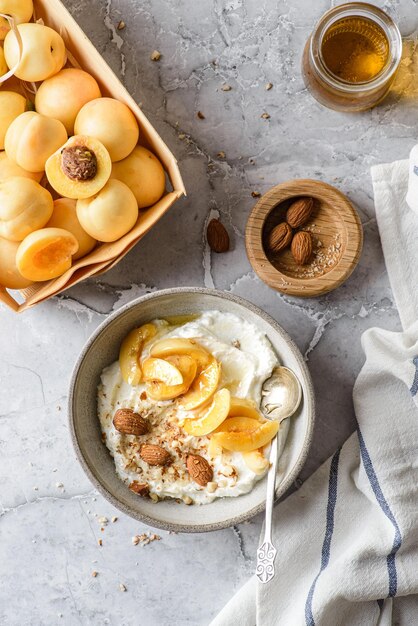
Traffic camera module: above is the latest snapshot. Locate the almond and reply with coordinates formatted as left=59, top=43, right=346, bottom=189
left=286, top=197, right=314, bottom=228
left=140, top=444, right=171, bottom=466
left=113, top=409, right=149, bottom=436
left=129, top=481, right=149, bottom=497
left=291, top=231, right=313, bottom=265
left=267, top=222, right=293, bottom=253
left=207, top=219, right=230, bottom=253
left=186, top=454, right=213, bottom=486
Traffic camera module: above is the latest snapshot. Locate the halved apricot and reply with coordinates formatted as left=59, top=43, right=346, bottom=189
left=214, top=416, right=261, bottom=433
left=45, top=135, right=111, bottom=199
left=146, top=355, right=197, bottom=401
left=178, top=356, right=221, bottom=410
left=16, top=227, right=78, bottom=281
left=210, top=421, right=279, bottom=453
left=150, top=337, right=211, bottom=368
left=228, top=397, right=263, bottom=420
left=0, top=151, right=43, bottom=183
left=119, top=323, right=157, bottom=386
left=242, top=450, right=270, bottom=475
left=142, top=357, right=184, bottom=386
left=182, top=388, right=230, bottom=437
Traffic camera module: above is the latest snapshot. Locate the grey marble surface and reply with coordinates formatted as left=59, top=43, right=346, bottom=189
left=1, top=0, right=417, bottom=624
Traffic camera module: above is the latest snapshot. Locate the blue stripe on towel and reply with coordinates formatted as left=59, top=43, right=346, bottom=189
left=305, top=448, right=341, bottom=626
left=358, top=429, right=402, bottom=597
left=410, top=356, right=418, bottom=397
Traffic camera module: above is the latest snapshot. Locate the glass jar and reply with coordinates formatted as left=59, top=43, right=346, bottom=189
left=302, top=2, right=402, bottom=112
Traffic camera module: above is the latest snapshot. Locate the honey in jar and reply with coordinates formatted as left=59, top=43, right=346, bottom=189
left=302, top=3, right=402, bottom=112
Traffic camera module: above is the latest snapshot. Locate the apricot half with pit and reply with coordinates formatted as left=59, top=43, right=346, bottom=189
left=0, top=237, right=33, bottom=289
left=46, top=198, right=96, bottom=260
left=76, top=179, right=138, bottom=242
left=0, top=0, right=33, bottom=41
left=0, top=177, right=53, bottom=241
left=0, top=91, right=27, bottom=150
left=16, top=227, right=78, bottom=281
left=110, top=146, right=166, bottom=209
left=4, top=23, right=66, bottom=82
left=46, top=135, right=111, bottom=199
left=35, top=69, right=102, bottom=134
left=74, top=97, right=139, bottom=162
left=0, top=151, right=43, bottom=182
left=5, top=111, right=67, bottom=172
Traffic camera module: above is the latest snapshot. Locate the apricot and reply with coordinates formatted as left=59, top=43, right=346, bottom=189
left=74, top=97, right=139, bottom=161
left=0, top=177, right=53, bottom=241
left=5, top=111, right=67, bottom=172
left=178, top=356, right=221, bottom=411
left=46, top=198, right=96, bottom=260
left=146, top=355, right=197, bottom=401
left=4, top=23, right=66, bottom=81
left=182, top=389, right=231, bottom=436
left=228, top=397, right=263, bottom=421
left=76, top=179, right=138, bottom=242
left=46, top=135, right=111, bottom=199
left=0, top=151, right=43, bottom=182
left=35, top=69, right=102, bottom=134
left=0, top=237, right=32, bottom=289
left=0, top=91, right=27, bottom=150
left=150, top=338, right=211, bottom=368
left=110, top=146, right=166, bottom=208
left=142, top=357, right=184, bottom=386
left=0, top=47, right=7, bottom=75
left=211, top=420, right=279, bottom=453
left=242, top=450, right=269, bottom=475
left=119, top=323, right=157, bottom=385
left=0, top=0, right=33, bottom=41
left=16, top=227, right=78, bottom=281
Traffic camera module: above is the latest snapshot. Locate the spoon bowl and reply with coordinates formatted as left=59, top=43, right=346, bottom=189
left=261, top=366, right=303, bottom=422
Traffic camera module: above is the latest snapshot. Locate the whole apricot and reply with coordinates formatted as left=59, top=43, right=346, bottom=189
left=74, top=97, right=139, bottom=161
left=76, top=179, right=138, bottom=242
left=46, top=198, right=96, bottom=260
left=35, top=69, right=102, bottom=134
left=5, top=111, right=67, bottom=172
left=0, top=47, right=7, bottom=75
left=0, top=177, right=53, bottom=241
left=16, top=227, right=78, bottom=281
left=0, top=91, right=27, bottom=150
left=46, top=135, right=111, bottom=199
left=110, top=146, right=166, bottom=208
left=0, top=151, right=42, bottom=182
left=0, top=0, right=33, bottom=41
left=0, top=237, right=33, bottom=288
left=4, top=23, right=66, bottom=81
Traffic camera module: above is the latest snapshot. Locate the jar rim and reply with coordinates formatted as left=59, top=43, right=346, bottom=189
left=309, top=2, right=402, bottom=93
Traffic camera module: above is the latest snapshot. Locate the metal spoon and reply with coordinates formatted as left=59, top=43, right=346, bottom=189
left=255, top=366, right=302, bottom=584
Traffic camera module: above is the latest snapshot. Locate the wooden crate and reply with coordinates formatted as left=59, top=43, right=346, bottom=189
left=0, top=0, right=185, bottom=312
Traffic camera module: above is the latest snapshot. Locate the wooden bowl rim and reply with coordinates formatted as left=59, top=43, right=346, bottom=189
left=245, top=179, right=363, bottom=297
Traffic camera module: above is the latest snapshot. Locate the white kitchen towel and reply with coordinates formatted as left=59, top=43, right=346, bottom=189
left=211, top=158, right=418, bottom=626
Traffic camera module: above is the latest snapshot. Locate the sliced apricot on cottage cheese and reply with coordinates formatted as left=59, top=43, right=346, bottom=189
left=146, top=355, right=197, bottom=401
left=241, top=450, right=270, bottom=475
left=228, top=397, right=263, bottom=420
left=142, top=357, right=183, bottom=386
left=16, top=227, right=78, bottom=281
left=150, top=337, right=211, bottom=368
left=178, top=356, right=221, bottom=410
left=211, top=420, right=279, bottom=452
left=119, top=323, right=157, bottom=386
left=182, top=388, right=230, bottom=436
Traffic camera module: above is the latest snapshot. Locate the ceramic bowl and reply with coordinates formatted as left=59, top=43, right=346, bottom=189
left=68, top=288, right=315, bottom=532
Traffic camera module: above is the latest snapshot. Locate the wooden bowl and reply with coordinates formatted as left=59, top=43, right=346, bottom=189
left=245, top=179, right=363, bottom=297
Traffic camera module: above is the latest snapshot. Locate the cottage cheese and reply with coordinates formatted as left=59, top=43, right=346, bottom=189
left=97, top=311, right=278, bottom=504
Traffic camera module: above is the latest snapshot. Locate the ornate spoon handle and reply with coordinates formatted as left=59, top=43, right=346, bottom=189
left=256, top=419, right=290, bottom=584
